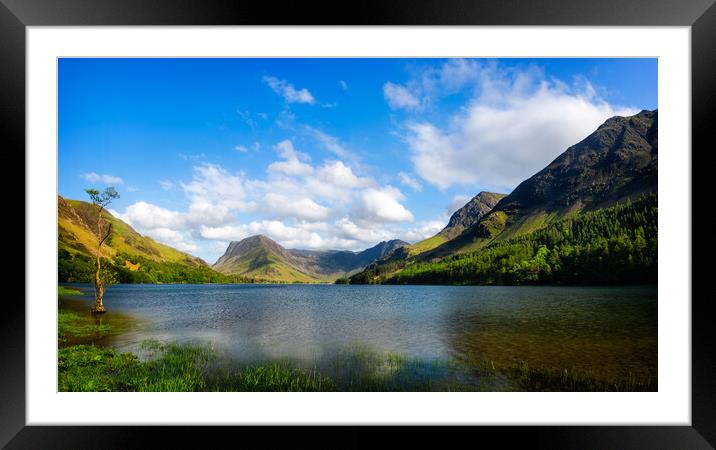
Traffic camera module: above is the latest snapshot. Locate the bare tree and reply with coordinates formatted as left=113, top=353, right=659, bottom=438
left=85, top=187, right=120, bottom=313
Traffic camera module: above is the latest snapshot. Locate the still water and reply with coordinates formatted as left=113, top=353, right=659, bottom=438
left=59, top=283, right=657, bottom=387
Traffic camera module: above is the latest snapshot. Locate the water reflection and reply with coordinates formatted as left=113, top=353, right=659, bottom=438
left=59, top=283, right=657, bottom=387
left=442, top=286, right=657, bottom=381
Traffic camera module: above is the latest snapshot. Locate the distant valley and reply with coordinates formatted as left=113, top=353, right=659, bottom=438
left=212, top=235, right=408, bottom=283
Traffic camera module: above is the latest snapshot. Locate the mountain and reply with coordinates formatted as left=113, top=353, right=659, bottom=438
left=443, top=191, right=507, bottom=238
left=213, top=235, right=409, bottom=283
left=350, top=109, right=658, bottom=284
left=405, top=191, right=506, bottom=257
left=212, top=235, right=318, bottom=283
left=58, top=195, right=205, bottom=266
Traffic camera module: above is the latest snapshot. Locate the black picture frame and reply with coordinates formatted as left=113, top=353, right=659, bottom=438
left=3, top=0, right=713, bottom=447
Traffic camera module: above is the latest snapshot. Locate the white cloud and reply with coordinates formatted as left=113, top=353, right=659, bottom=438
left=182, top=163, right=253, bottom=214
left=339, top=80, right=348, bottom=90
left=263, top=76, right=316, bottom=104
left=383, top=82, right=421, bottom=110
left=147, top=227, right=184, bottom=243
left=158, top=180, right=174, bottom=191
left=315, top=161, right=371, bottom=190
left=267, top=140, right=314, bottom=176
left=356, top=186, right=414, bottom=223
left=263, top=193, right=330, bottom=221
left=398, top=171, right=422, bottom=192
left=437, top=58, right=482, bottom=92
left=120, top=201, right=184, bottom=230
left=81, top=172, right=124, bottom=185
left=199, top=224, right=249, bottom=241
left=398, top=61, right=638, bottom=189
left=234, top=145, right=249, bottom=153
left=335, top=218, right=394, bottom=243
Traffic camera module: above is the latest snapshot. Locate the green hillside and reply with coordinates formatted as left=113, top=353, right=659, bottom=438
left=58, top=196, right=239, bottom=284
left=404, top=191, right=506, bottom=257
left=351, top=194, right=656, bottom=285
left=59, top=196, right=205, bottom=265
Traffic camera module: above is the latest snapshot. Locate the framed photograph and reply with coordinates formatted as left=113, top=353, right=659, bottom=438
left=5, top=0, right=713, bottom=447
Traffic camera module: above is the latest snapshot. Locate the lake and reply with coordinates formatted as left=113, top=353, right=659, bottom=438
left=59, top=283, right=657, bottom=390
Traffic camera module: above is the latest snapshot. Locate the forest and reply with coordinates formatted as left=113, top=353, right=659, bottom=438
left=350, top=194, right=657, bottom=286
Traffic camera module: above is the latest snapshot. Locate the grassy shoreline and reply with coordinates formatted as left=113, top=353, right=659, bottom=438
left=58, top=341, right=656, bottom=392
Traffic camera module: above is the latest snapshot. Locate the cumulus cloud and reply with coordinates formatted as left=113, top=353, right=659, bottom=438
left=81, top=172, right=124, bottom=185
left=182, top=164, right=254, bottom=217
left=356, top=186, right=414, bottom=223
left=117, top=202, right=199, bottom=252
left=263, top=193, right=330, bottom=221
left=383, top=82, right=422, bottom=110
left=268, top=140, right=314, bottom=176
left=315, top=161, right=371, bottom=190
left=398, top=172, right=422, bottom=192
left=263, top=76, right=316, bottom=104
left=335, top=218, right=394, bottom=243
left=121, top=201, right=184, bottom=230
left=393, top=60, right=638, bottom=189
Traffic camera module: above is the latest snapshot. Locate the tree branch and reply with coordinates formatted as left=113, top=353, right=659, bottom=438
left=99, top=222, right=113, bottom=247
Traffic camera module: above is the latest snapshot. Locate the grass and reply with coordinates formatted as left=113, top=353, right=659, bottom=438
left=58, top=310, right=113, bottom=344
left=57, top=339, right=656, bottom=392
left=58, top=286, right=83, bottom=296
left=59, top=342, right=334, bottom=392
left=58, top=285, right=113, bottom=345
left=407, top=234, right=448, bottom=256
left=473, top=359, right=656, bottom=392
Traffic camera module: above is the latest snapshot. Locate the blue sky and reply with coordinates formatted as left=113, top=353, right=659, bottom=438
left=59, top=58, right=657, bottom=262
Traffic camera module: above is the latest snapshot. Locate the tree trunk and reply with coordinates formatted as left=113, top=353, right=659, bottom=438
left=92, top=251, right=105, bottom=313
left=92, top=209, right=106, bottom=313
